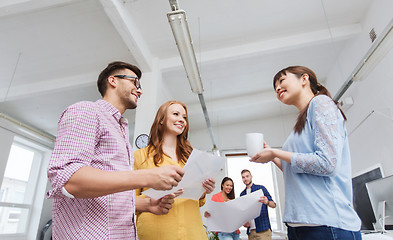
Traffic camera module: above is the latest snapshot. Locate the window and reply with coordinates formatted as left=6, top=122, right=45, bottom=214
left=0, top=115, right=54, bottom=239
left=0, top=140, right=42, bottom=235
left=8, top=211, right=22, bottom=222
left=226, top=155, right=283, bottom=231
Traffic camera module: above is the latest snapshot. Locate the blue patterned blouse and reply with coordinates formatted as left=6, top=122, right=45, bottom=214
left=282, top=95, right=361, bottom=231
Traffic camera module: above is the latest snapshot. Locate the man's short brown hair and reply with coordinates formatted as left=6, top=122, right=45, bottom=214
left=241, top=169, right=251, bottom=175
left=97, top=61, right=142, bottom=97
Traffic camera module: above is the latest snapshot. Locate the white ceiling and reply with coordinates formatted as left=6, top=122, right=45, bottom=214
left=0, top=0, right=372, bottom=142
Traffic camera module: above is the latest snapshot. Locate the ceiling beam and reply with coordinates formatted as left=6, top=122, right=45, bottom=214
left=187, top=101, right=295, bottom=131
left=160, top=23, right=362, bottom=70
left=0, top=72, right=97, bottom=102
left=186, top=90, right=277, bottom=114
left=185, top=90, right=280, bottom=129
left=0, top=0, right=76, bottom=17
left=99, top=0, right=153, bottom=71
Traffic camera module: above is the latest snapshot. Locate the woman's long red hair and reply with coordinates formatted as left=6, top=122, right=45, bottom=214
left=146, top=101, right=193, bottom=166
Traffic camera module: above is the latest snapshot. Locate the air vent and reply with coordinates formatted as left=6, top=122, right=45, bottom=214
left=369, top=28, right=377, bottom=43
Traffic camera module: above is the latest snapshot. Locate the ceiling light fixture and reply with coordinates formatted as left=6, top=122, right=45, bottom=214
left=353, top=20, right=393, bottom=82
left=334, top=19, right=393, bottom=100
left=167, top=8, right=203, bottom=94
left=167, top=0, right=218, bottom=150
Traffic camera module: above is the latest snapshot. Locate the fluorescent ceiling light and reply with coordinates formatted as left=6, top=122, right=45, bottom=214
left=166, top=2, right=217, bottom=150
left=334, top=18, right=393, bottom=100
left=167, top=10, right=204, bottom=94
left=352, top=19, right=393, bottom=81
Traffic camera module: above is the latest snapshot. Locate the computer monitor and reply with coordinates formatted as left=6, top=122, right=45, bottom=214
left=352, top=167, right=383, bottom=230
left=366, top=175, right=393, bottom=231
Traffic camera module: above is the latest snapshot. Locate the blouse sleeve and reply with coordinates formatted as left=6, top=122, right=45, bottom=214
left=199, top=196, right=206, bottom=207
left=291, top=96, right=344, bottom=176
left=134, top=148, right=147, bottom=197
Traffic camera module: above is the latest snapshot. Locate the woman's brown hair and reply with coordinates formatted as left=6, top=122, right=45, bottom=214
left=273, top=66, right=346, bottom=134
left=147, top=101, right=193, bottom=166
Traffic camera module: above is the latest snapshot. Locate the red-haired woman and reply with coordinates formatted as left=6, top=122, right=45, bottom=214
left=134, top=100, right=215, bottom=240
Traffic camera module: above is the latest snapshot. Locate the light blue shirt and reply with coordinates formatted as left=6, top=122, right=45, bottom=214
left=282, top=95, right=361, bottom=231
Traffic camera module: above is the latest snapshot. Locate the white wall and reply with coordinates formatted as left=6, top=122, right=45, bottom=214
left=190, top=112, right=297, bottom=151
left=343, top=45, right=393, bottom=177
left=327, top=0, right=393, bottom=96
left=326, top=0, right=393, bottom=177
left=36, top=181, right=53, bottom=240
left=0, top=128, right=14, bottom=185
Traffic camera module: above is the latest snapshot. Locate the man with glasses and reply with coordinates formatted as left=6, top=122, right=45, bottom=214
left=47, top=61, right=184, bottom=239
left=113, top=74, right=142, bottom=90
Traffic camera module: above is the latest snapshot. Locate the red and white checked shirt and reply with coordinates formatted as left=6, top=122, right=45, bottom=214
left=47, top=99, right=137, bottom=239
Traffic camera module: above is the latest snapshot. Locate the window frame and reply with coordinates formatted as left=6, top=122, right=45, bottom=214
left=223, top=150, right=285, bottom=232
left=0, top=123, right=53, bottom=239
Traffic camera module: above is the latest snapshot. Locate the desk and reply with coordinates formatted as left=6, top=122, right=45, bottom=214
left=362, top=232, right=393, bottom=240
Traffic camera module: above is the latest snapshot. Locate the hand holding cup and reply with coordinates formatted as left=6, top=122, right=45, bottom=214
left=246, top=133, right=264, bottom=157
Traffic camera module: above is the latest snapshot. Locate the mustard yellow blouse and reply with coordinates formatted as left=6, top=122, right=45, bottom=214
left=134, top=147, right=208, bottom=240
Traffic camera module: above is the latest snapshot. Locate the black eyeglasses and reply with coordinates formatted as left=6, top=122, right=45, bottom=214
left=113, top=75, right=141, bottom=90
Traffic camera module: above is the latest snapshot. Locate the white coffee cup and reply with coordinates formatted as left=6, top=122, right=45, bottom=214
left=246, top=133, right=264, bottom=157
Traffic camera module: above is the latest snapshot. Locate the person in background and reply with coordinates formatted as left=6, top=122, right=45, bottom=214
left=250, top=66, right=361, bottom=240
left=134, top=100, right=216, bottom=240
left=47, top=61, right=184, bottom=240
left=240, top=169, right=276, bottom=240
left=205, top=177, right=241, bottom=240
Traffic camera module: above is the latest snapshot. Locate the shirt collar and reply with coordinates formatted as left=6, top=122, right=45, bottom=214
left=96, top=99, right=127, bottom=124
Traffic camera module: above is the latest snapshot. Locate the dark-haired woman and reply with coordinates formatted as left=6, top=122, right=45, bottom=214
left=250, top=66, right=362, bottom=240
left=134, top=100, right=215, bottom=240
left=205, top=177, right=240, bottom=240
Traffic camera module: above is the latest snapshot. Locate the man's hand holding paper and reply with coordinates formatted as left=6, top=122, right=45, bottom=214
left=143, top=149, right=225, bottom=200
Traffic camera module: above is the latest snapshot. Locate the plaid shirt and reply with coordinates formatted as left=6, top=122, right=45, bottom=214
left=47, top=99, right=137, bottom=239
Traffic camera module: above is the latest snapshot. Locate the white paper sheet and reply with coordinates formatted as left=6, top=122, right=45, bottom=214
left=143, top=149, right=226, bottom=200
left=205, top=189, right=263, bottom=233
